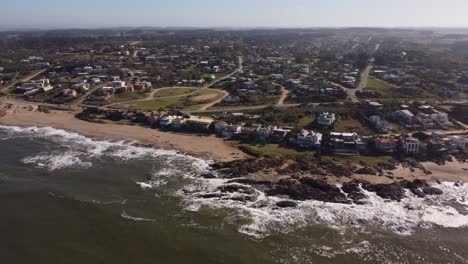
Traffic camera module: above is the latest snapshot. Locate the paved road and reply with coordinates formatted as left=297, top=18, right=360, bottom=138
left=353, top=65, right=373, bottom=102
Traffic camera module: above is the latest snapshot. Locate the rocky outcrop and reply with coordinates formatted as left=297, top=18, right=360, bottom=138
left=266, top=178, right=349, bottom=203
left=276, top=201, right=298, bottom=208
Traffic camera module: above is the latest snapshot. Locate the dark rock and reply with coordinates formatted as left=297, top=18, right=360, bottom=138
left=422, top=187, right=443, bottom=196
left=362, top=182, right=405, bottom=201
left=341, top=181, right=367, bottom=202
left=218, top=184, right=256, bottom=195
left=267, top=177, right=349, bottom=204
left=201, top=173, right=217, bottom=179
left=199, top=193, right=223, bottom=199
left=276, top=201, right=298, bottom=208
left=227, top=179, right=273, bottom=186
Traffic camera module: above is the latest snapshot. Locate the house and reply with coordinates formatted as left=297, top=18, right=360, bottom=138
left=221, top=124, right=242, bottom=138
left=362, top=100, right=384, bottom=110
left=170, top=117, right=186, bottom=130
left=160, top=115, right=176, bottom=127
left=316, top=112, right=336, bottom=127
left=290, top=130, right=322, bottom=149
left=329, top=132, right=366, bottom=153
left=111, top=81, right=126, bottom=88
left=414, top=113, right=436, bottom=129
left=223, top=96, right=240, bottom=105
left=214, top=121, right=228, bottom=134
left=374, top=137, right=398, bottom=153
left=394, top=110, right=414, bottom=126
left=254, top=126, right=270, bottom=143
left=37, top=79, right=54, bottom=92
left=238, top=126, right=257, bottom=141
left=269, top=128, right=291, bottom=143
left=243, top=82, right=256, bottom=90
left=183, top=116, right=213, bottom=133
left=369, top=115, right=389, bottom=133
left=431, top=110, right=450, bottom=127
left=401, top=136, right=420, bottom=154
left=63, top=89, right=77, bottom=97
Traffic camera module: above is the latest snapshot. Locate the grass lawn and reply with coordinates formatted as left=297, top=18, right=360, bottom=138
left=196, top=88, right=222, bottom=96
left=127, top=97, right=183, bottom=110
left=297, top=116, right=314, bottom=129
left=153, top=87, right=195, bottom=98
left=241, top=144, right=315, bottom=158
left=366, top=77, right=395, bottom=90
left=110, top=92, right=147, bottom=103
left=321, top=153, right=392, bottom=165
left=334, top=118, right=373, bottom=136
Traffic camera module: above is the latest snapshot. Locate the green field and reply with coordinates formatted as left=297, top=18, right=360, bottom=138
left=127, top=97, right=183, bottom=110
left=110, top=92, right=147, bottom=103
left=153, top=88, right=195, bottom=98
left=241, top=144, right=315, bottom=158
left=334, top=118, right=373, bottom=136
left=366, top=77, right=395, bottom=90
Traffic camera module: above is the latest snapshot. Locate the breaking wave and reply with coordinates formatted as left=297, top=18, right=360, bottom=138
left=181, top=177, right=468, bottom=239
left=0, top=125, right=211, bottom=173
left=2, top=125, right=468, bottom=240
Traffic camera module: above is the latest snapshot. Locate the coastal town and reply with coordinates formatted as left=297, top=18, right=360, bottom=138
left=3, top=0, right=468, bottom=262
left=1, top=28, right=467, bottom=184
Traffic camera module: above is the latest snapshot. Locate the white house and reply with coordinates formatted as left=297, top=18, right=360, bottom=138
left=290, top=130, right=322, bottom=149
left=402, top=136, right=420, bottom=154
left=317, top=112, right=336, bottom=127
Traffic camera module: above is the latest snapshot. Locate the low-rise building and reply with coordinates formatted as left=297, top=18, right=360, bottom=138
left=316, top=112, right=336, bottom=127
left=394, top=110, right=414, bottom=126
left=401, top=136, right=420, bottom=154
left=290, top=130, right=322, bottom=149
left=329, top=132, right=366, bottom=153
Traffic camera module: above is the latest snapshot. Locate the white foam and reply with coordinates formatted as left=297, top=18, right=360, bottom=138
left=0, top=125, right=211, bottom=172
left=121, top=211, right=156, bottom=222
left=181, top=179, right=468, bottom=239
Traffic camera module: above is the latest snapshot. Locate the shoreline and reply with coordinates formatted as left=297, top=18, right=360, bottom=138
left=2, top=99, right=467, bottom=185
left=0, top=100, right=249, bottom=162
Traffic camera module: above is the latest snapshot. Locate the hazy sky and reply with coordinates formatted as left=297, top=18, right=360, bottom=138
left=2, top=0, right=468, bottom=29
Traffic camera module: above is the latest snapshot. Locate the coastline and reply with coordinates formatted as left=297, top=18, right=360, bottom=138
left=0, top=100, right=249, bottom=162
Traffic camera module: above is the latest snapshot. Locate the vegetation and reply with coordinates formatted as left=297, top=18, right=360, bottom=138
left=321, top=153, right=392, bottom=165
left=241, top=144, right=315, bottom=158
left=366, top=77, right=395, bottom=90
left=110, top=92, right=147, bottom=103
left=153, top=87, right=195, bottom=98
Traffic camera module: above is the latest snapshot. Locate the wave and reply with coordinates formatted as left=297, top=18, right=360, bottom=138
left=121, top=211, right=156, bottom=222
left=180, top=177, right=468, bottom=239
left=0, top=125, right=211, bottom=172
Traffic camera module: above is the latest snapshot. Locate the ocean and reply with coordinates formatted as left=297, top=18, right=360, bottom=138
left=1, top=125, right=468, bottom=264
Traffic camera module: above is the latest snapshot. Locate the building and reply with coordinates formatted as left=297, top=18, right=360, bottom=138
left=269, top=127, right=291, bottom=143
left=414, top=113, right=436, bottom=129
left=223, top=96, right=240, bottom=105
left=369, top=115, right=389, bottom=133
left=374, top=137, right=398, bottom=153
left=316, top=112, right=336, bottom=127
left=394, top=110, right=414, bottom=126
left=401, top=136, right=420, bottom=154
left=329, top=132, right=366, bottom=153
left=290, top=130, right=323, bottom=149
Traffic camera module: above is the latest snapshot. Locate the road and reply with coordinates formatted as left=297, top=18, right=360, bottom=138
left=187, top=103, right=301, bottom=114
left=346, top=65, right=373, bottom=102
left=276, top=84, right=290, bottom=105
left=101, top=56, right=243, bottom=109
left=0, top=69, right=47, bottom=93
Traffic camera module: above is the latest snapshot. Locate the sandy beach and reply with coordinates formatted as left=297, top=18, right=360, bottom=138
left=0, top=100, right=249, bottom=162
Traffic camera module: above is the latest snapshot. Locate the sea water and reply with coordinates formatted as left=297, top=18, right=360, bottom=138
left=1, top=125, right=468, bottom=264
